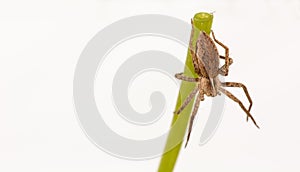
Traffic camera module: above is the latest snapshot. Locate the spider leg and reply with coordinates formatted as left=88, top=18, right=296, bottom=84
left=191, top=44, right=202, bottom=76
left=175, top=73, right=199, bottom=82
left=189, top=18, right=195, bottom=52
left=185, top=90, right=203, bottom=148
left=174, top=85, right=199, bottom=115
left=218, top=87, right=259, bottom=128
left=189, top=20, right=202, bottom=76
left=218, top=55, right=233, bottom=76
left=221, top=82, right=253, bottom=121
left=211, top=30, right=230, bottom=76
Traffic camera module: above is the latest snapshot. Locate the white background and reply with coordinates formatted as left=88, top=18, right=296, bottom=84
left=1, top=0, right=300, bottom=171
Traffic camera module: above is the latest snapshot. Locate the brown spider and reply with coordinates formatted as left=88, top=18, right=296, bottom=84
left=174, top=19, right=259, bottom=147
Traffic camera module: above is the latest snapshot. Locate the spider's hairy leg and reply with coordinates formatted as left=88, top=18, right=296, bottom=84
left=189, top=18, right=195, bottom=52
left=221, top=82, right=253, bottom=121
left=185, top=90, right=203, bottom=148
left=189, top=19, right=202, bottom=76
left=218, top=55, right=233, bottom=76
left=211, top=30, right=230, bottom=76
left=175, top=73, right=199, bottom=82
left=174, top=85, right=199, bottom=115
left=218, top=87, right=259, bottom=129
left=191, top=43, right=202, bottom=75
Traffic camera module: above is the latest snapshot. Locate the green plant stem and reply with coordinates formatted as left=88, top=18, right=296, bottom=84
left=157, top=12, right=213, bottom=172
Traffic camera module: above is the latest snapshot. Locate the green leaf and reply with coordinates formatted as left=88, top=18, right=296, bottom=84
left=157, top=12, right=213, bottom=172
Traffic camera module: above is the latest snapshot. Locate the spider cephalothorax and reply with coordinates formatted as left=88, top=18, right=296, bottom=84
left=174, top=19, right=259, bottom=147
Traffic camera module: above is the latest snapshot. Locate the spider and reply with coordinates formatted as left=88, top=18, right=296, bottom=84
left=174, top=19, right=259, bottom=147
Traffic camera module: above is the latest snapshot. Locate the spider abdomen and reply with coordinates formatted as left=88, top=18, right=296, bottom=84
left=196, top=31, right=220, bottom=78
